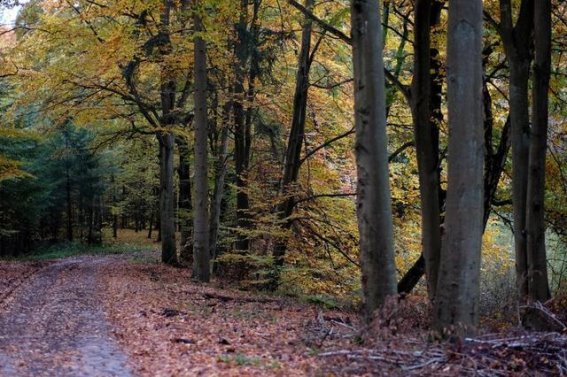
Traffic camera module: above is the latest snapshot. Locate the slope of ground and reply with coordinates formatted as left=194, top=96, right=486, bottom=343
left=99, top=251, right=567, bottom=376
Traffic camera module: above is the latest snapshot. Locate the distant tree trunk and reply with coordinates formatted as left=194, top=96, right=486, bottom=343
left=499, top=0, right=533, bottom=302
left=527, top=0, right=551, bottom=302
left=351, top=0, right=397, bottom=316
left=88, top=197, right=95, bottom=244
left=434, top=0, right=484, bottom=336
left=210, top=110, right=230, bottom=263
left=112, top=213, right=118, bottom=238
left=147, top=210, right=154, bottom=240
left=410, top=0, right=442, bottom=301
left=177, top=137, right=193, bottom=266
left=192, top=7, right=210, bottom=282
left=66, top=162, right=73, bottom=242
left=94, top=195, right=103, bottom=244
left=121, top=185, right=127, bottom=229
left=272, top=0, right=313, bottom=276
left=158, top=133, right=177, bottom=265
left=156, top=213, right=161, bottom=242
left=111, top=174, right=118, bottom=239
left=233, top=0, right=252, bottom=252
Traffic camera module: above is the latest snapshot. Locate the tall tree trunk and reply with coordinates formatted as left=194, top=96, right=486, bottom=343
left=434, top=0, right=484, bottom=336
left=210, top=107, right=230, bottom=263
left=158, top=133, right=177, bottom=265
left=177, top=137, right=193, bottom=265
left=272, top=0, right=313, bottom=274
left=410, top=0, right=442, bottom=301
left=509, top=60, right=531, bottom=299
left=157, top=0, right=178, bottom=265
left=397, top=0, right=444, bottom=297
left=351, top=0, right=397, bottom=316
left=527, top=0, right=551, bottom=302
left=233, top=0, right=252, bottom=252
left=398, top=44, right=511, bottom=297
left=499, top=0, right=533, bottom=302
left=193, top=7, right=210, bottom=282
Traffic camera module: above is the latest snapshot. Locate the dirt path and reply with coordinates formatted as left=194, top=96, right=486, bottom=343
left=0, top=256, right=132, bottom=377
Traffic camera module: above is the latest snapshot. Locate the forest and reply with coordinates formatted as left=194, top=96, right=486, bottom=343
left=0, top=0, right=566, bottom=375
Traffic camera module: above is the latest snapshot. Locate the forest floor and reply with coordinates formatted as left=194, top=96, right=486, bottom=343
left=0, top=256, right=131, bottom=376
left=0, top=246, right=566, bottom=376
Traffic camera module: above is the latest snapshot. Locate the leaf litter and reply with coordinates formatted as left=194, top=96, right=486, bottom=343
left=0, top=253, right=565, bottom=376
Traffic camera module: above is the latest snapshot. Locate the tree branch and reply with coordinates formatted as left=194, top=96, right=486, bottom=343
left=287, top=0, right=351, bottom=44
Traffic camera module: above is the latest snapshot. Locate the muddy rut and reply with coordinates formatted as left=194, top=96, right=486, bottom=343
left=0, top=256, right=132, bottom=376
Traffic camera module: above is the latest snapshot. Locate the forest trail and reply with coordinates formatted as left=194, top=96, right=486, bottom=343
left=0, top=256, right=132, bottom=377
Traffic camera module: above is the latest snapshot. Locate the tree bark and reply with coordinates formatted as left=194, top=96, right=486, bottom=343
left=177, top=137, right=193, bottom=266
left=398, top=41, right=511, bottom=298
left=498, top=0, right=533, bottom=302
left=527, top=0, right=551, bottom=302
left=156, top=0, right=178, bottom=265
left=158, top=132, right=177, bottom=265
left=433, top=0, right=484, bottom=336
left=410, top=0, right=442, bottom=301
left=272, top=0, right=313, bottom=275
left=192, top=7, right=210, bottom=282
left=351, top=0, right=397, bottom=317
left=397, top=254, right=425, bottom=295
left=210, top=106, right=230, bottom=263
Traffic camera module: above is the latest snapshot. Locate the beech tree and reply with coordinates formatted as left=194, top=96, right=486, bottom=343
left=351, top=0, right=397, bottom=315
left=496, top=0, right=534, bottom=299
left=232, top=0, right=256, bottom=252
left=433, top=0, right=484, bottom=335
left=272, top=0, right=314, bottom=280
left=407, top=0, right=443, bottom=300
left=526, top=0, right=552, bottom=302
left=192, top=2, right=210, bottom=282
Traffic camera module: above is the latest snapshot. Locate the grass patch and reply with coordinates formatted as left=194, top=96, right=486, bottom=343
left=217, top=353, right=263, bottom=367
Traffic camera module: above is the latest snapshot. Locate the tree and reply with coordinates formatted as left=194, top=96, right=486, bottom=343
left=232, top=0, right=254, bottom=252
left=434, top=0, right=484, bottom=336
left=409, top=0, right=443, bottom=300
left=526, top=0, right=552, bottom=302
left=272, top=0, right=314, bottom=282
left=351, top=0, right=397, bottom=316
left=192, top=2, right=210, bottom=282
left=209, top=101, right=230, bottom=264
left=496, top=0, right=534, bottom=300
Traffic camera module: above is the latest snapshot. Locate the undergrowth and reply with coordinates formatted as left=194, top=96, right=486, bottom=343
left=10, top=229, right=156, bottom=261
